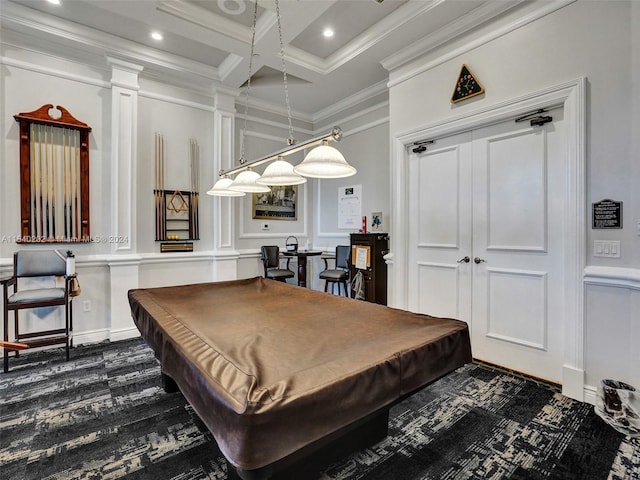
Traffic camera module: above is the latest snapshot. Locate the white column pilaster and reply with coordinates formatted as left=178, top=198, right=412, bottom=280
left=211, top=89, right=240, bottom=281
left=107, top=57, right=143, bottom=340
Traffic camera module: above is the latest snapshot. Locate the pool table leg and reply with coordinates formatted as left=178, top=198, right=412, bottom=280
left=161, top=371, right=179, bottom=393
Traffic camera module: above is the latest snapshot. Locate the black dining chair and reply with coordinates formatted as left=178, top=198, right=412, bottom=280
left=319, top=245, right=350, bottom=297
left=2, top=250, right=75, bottom=372
left=260, top=246, right=295, bottom=282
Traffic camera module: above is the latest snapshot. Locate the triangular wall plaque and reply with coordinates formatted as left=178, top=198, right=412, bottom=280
left=451, top=64, right=485, bottom=103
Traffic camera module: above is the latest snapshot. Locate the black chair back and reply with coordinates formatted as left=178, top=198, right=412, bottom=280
left=335, top=245, right=350, bottom=270
left=261, top=246, right=280, bottom=269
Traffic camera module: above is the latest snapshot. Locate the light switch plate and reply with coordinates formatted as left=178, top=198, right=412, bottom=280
left=593, top=240, right=620, bottom=258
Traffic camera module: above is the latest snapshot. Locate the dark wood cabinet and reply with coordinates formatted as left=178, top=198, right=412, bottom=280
left=350, top=233, right=389, bottom=305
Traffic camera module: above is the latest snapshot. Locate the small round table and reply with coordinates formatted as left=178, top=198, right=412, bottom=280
left=282, top=250, right=322, bottom=288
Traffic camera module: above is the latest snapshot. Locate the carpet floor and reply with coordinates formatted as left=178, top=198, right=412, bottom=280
left=1, top=338, right=639, bottom=480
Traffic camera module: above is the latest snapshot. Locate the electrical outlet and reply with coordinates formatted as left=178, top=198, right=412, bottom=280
left=83, top=300, right=91, bottom=312
left=593, top=240, right=620, bottom=258
left=261, top=223, right=270, bottom=231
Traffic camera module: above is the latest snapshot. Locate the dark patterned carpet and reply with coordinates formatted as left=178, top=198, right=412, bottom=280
left=1, top=338, right=639, bottom=480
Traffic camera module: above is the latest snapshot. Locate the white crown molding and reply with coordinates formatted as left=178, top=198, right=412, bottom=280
left=341, top=117, right=389, bottom=138
left=284, top=0, right=446, bottom=75
left=584, top=266, right=640, bottom=291
left=138, top=90, right=217, bottom=113
left=1, top=54, right=228, bottom=106
left=381, top=0, right=526, bottom=72
left=386, top=0, right=576, bottom=88
left=244, top=96, right=314, bottom=124
left=0, top=56, right=109, bottom=89
left=315, top=100, right=389, bottom=134
left=1, top=2, right=220, bottom=82
left=157, top=0, right=276, bottom=46
left=219, top=53, right=244, bottom=82
left=312, top=81, right=388, bottom=124
left=243, top=129, right=289, bottom=144
left=244, top=115, right=314, bottom=141
left=242, top=115, right=314, bottom=137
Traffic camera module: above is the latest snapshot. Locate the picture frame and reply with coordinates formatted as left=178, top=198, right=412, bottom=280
left=252, top=185, right=298, bottom=220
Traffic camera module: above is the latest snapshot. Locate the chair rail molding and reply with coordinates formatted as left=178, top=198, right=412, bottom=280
left=584, top=266, right=640, bottom=290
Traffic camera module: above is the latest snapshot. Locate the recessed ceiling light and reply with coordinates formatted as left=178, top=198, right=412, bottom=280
left=47, top=0, right=61, bottom=5
left=323, top=28, right=334, bottom=38
left=151, top=31, right=163, bottom=41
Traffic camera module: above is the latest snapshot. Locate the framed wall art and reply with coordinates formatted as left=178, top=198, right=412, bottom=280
left=252, top=185, right=298, bottom=220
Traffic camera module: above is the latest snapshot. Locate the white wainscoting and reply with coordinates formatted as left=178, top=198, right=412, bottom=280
left=583, top=266, right=640, bottom=404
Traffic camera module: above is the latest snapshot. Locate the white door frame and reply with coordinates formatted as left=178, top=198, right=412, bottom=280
left=390, top=77, right=586, bottom=401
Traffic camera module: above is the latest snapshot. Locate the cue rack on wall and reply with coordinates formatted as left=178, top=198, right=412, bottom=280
left=154, top=133, right=200, bottom=253
left=14, top=104, right=91, bottom=243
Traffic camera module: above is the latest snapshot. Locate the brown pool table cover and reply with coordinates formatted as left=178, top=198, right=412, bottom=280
left=128, top=277, right=472, bottom=471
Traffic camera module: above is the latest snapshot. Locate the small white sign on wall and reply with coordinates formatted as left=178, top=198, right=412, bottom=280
left=338, top=185, right=362, bottom=229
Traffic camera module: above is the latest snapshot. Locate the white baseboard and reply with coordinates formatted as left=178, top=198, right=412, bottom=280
left=73, top=328, right=110, bottom=346
left=110, top=327, right=140, bottom=342
left=583, top=385, right=597, bottom=406
left=562, top=364, right=585, bottom=401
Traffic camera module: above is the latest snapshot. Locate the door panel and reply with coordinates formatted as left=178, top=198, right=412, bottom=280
left=417, top=145, right=462, bottom=248
left=486, top=267, right=547, bottom=350
left=408, top=132, right=472, bottom=320
left=485, top=130, right=547, bottom=251
left=472, top=113, right=564, bottom=382
left=417, top=262, right=460, bottom=318
left=408, top=108, right=565, bottom=382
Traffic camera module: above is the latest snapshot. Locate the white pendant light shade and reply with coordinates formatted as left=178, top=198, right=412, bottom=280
left=207, top=177, right=246, bottom=197
left=256, top=158, right=307, bottom=186
left=229, top=169, right=271, bottom=193
left=293, top=141, right=356, bottom=179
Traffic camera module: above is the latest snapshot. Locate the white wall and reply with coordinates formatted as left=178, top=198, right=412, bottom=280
left=1, top=24, right=391, bottom=344
left=386, top=0, right=640, bottom=400
left=0, top=44, right=222, bottom=343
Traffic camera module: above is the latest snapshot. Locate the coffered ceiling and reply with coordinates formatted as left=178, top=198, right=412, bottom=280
left=1, top=0, right=525, bottom=120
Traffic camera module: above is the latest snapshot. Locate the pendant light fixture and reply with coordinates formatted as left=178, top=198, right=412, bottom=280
left=207, top=0, right=356, bottom=197
left=294, top=140, right=356, bottom=179
left=256, top=156, right=307, bottom=186
left=206, top=176, right=245, bottom=197
left=228, top=168, right=271, bottom=193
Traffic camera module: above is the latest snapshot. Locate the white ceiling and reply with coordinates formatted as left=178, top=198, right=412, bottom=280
left=2, top=0, right=525, bottom=121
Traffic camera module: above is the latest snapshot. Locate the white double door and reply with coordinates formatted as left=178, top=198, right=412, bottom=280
left=408, top=110, right=566, bottom=382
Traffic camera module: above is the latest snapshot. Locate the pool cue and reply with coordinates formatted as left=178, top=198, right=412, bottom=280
left=157, top=134, right=162, bottom=240
left=44, top=125, right=51, bottom=238
left=63, top=128, right=68, bottom=239
left=30, top=125, right=37, bottom=236
left=50, top=126, right=56, bottom=239
left=74, top=130, right=80, bottom=239
left=71, top=130, right=77, bottom=239
left=155, top=134, right=159, bottom=240
left=38, top=125, right=44, bottom=237
left=160, top=134, right=165, bottom=240
left=193, top=140, right=199, bottom=239
left=189, top=140, right=194, bottom=239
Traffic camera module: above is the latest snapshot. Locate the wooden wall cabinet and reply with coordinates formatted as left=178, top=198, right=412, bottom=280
left=350, top=233, right=389, bottom=305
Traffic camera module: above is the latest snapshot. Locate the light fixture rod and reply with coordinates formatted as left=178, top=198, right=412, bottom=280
left=219, top=126, right=343, bottom=177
